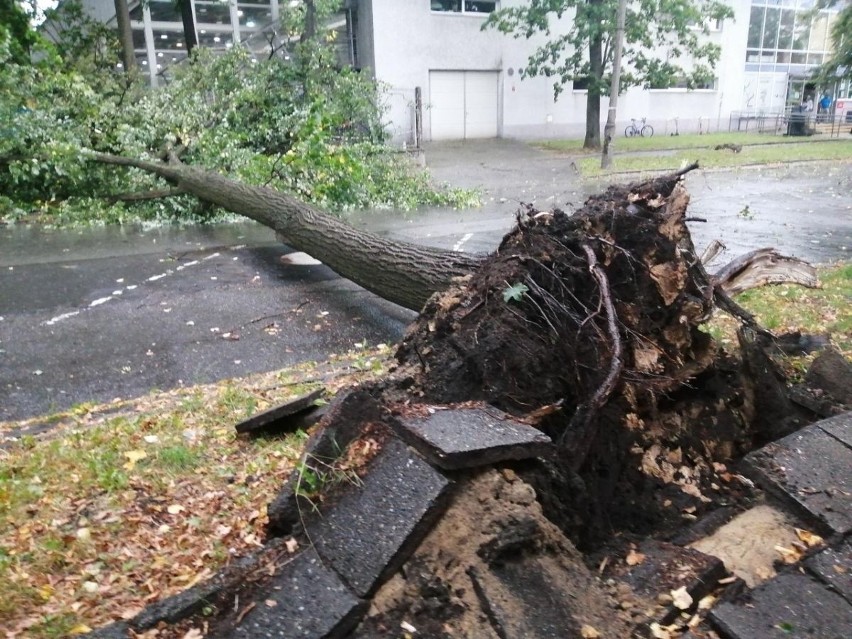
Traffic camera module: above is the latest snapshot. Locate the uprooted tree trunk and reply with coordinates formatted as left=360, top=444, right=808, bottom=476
left=92, top=153, right=481, bottom=311
left=96, top=151, right=823, bottom=545
left=93, top=153, right=814, bottom=313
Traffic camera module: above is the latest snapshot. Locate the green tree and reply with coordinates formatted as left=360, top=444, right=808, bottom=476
left=0, top=0, right=40, bottom=64
left=485, top=0, right=733, bottom=149
left=814, top=1, right=851, bottom=83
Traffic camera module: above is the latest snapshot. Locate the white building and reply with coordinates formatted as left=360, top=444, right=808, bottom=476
left=69, top=0, right=850, bottom=142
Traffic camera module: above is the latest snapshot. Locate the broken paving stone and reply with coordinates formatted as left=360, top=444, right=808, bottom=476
left=806, top=538, right=852, bottom=606
left=218, top=548, right=367, bottom=639
left=743, top=422, right=852, bottom=535
left=394, top=405, right=552, bottom=470
left=308, top=437, right=452, bottom=597
left=709, top=572, right=852, bottom=639
left=234, top=388, right=325, bottom=435
left=817, top=411, right=852, bottom=449
left=806, top=349, right=852, bottom=405
left=266, top=391, right=396, bottom=536
left=605, top=540, right=725, bottom=623
left=468, top=559, right=588, bottom=639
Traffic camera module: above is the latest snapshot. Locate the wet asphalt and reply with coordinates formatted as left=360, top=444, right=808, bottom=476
left=1, top=139, right=850, bottom=422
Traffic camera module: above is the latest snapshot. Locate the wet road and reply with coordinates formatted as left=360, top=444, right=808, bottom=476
left=0, top=225, right=414, bottom=422
left=1, top=140, right=850, bottom=422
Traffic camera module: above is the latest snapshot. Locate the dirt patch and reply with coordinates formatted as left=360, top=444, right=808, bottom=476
left=689, top=504, right=802, bottom=587
left=357, top=469, right=647, bottom=638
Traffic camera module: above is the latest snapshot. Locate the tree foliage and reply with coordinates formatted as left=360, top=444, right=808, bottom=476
left=485, top=0, right=733, bottom=149
left=814, top=0, right=852, bottom=83
left=0, top=0, right=41, bottom=64
left=1, top=1, right=471, bottom=225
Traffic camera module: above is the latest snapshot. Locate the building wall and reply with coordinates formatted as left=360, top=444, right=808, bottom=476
left=365, top=0, right=759, bottom=142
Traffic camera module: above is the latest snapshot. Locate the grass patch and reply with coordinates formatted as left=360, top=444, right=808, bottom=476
left=0, top=345, right=391, bottom=637
left=536, top=132, right=852, bottom=176
left=706, top=263, right=852, bottom=365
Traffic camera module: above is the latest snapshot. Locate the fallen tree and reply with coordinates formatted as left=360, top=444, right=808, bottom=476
left=92, top=152, right=480, bottom=311
left=92, top=154, right=823, bottom=484
left=85, top=153, right=846, bottom=637
left=92, top=153, right=816, bottom=314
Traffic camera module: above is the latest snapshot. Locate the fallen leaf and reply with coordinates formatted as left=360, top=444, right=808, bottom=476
left=626, top=549, right=646, bottom=566
left=123, top=449, right=147, bottom=470
left=181, top=629, right=204, bottom=639
left=167, top=504, right=185, bottom=515
left=775, top=545, right=801, bottom=564
left=671, top=585, right=693, bottom=610
left=581, top=625, right=601, bottom=638
left=68, top=624, right=93, bottom=635
left=649, top=622, right=671, bottom=639
left=795, top=528, right=824, bottom=548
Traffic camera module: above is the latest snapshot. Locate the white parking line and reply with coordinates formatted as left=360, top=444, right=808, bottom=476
left=453, top=233, right=473, bottom=252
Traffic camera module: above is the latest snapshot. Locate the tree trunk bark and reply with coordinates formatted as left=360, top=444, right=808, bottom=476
left=178, top=0, right=199, bottom=54
left=584, top=12, right=603, bottom=151
left=92, top=154, right=482, bottom=311
left=113, top=0, right=136, bottom=72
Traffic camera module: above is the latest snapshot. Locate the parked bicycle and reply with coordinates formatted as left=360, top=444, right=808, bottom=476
left=624, top=117, right=654, bottom=138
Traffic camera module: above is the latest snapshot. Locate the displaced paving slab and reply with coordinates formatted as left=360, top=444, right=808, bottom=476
left=743, top=423, right=852, bottom=535
left=806, top=538, right=852, bottom=606
left=309, top=437, right=452, bottom=597
left=818, top=411, right=852, bottom=449
left=219, top=547, right=366, bottom=639
left=394, top=405, right=552, bottom=470
left=234, top=388, right=325, bottom=435
left=709, top=572, right=852, bottom=639
left=607, top=540, right=726, bottom=623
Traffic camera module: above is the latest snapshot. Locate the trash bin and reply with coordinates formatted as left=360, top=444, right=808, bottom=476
left=787, top=107, right=808, bottom=136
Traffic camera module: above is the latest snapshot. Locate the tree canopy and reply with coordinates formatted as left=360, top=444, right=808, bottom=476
left=0, top=0, right=41, bottom=64
left=485, top=0, right=733, bottom=149
left=0, top=1, right=472, bottom=226
left=814, top=0, right=852, bottom=83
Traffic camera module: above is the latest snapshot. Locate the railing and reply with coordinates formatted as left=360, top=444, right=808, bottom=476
left=729, top=109, right=851, bottom=138
left=728, top=111, right=786, bottom=134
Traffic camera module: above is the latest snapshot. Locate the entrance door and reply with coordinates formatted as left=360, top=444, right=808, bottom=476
left=430, top=71, right=499, bottom=140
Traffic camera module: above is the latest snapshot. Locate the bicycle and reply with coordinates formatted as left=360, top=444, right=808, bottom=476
left=624, top=118, right=654, bottom=138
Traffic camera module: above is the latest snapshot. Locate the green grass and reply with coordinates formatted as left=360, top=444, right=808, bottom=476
left=535, top=131, right=852, bottom=176
left=0, top=347, right=391, bottom=637
left=708, top=263, right=852, bottom=360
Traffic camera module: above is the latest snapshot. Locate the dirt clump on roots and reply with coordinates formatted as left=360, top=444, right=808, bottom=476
left=385, top=168, right=805, bottom=548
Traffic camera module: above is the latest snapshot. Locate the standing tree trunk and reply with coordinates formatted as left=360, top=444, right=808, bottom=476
left=92, top=154, right=481, bottom=311
left=113, top=0, right=136, bottom=72
left=178, top=0, right=198, bottom=54
left=584, top=7, right=603, bottom=151
left=303, top=0, right=318, bottom=41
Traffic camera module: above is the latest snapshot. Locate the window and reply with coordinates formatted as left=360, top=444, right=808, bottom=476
left=572, top=77, right=590, bottom=92
left=431, top=1, right=497, bottom=14
left=650, top=76, right=718, bottom=91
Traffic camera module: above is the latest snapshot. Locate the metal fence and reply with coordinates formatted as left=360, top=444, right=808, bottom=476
left=729, top=108, right=852, bottom=138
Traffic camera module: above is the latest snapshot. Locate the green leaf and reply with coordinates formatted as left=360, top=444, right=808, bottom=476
left=503, top=282, right=529, bottom=303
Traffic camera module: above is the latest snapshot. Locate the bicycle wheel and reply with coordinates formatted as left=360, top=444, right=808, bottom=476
left=624, top=126, right=637, bottom=138
left=640, top=124, right=654, bottom=137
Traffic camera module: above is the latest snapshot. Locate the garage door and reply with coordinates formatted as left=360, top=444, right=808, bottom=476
left=430, top=71, right=499, bottom=140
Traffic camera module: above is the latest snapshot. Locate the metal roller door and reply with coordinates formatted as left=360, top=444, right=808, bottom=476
left=430, top=71, right=498, bottom=140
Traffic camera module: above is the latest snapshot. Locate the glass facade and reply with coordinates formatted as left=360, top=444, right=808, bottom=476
left=124, top=0, right=355, bottom=86
left=743, top=0, right=839, bottom=112
left=430, top=1, right=498, bottom=14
